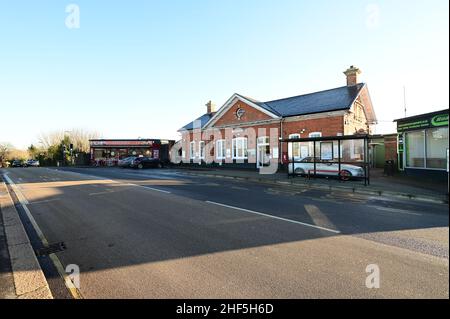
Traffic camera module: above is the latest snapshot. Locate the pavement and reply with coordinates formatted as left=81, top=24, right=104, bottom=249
left=173, top=166, right=449, bottom=204
left=0, top=180, right=53, bottom=299
left=0, top=166, right=448, bottom=299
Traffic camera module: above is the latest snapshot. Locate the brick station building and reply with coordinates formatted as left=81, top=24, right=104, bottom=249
left=178, top=66, right=377, bottom=169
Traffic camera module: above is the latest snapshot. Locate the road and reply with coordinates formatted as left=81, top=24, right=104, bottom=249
left=1, top=167, right=448, bottom=298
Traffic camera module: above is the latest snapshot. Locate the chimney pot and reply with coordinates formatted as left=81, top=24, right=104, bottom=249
left=344, top=65, right=362, bottom=86
left=206, top=100, right=216, bottom=113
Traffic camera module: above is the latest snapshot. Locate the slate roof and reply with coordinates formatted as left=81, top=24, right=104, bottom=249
left=180, top=112, right=216, bottom=131
left=255, top=83, right=365, bottom=117
left=180, top=83, right=365, bottom=130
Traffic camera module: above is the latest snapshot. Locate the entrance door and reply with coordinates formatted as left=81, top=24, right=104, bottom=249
left=257, top=137, right=270, bottom=168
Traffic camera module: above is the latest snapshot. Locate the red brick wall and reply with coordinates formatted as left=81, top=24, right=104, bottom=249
left=214, top=101, right=273, bottom=126
left=283, top=116, right=344, bottom=138
left=384, top=136, right=398, bottom=162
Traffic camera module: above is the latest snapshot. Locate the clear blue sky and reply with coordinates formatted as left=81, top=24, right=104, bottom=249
left=0, top=0, right=448, bottom=148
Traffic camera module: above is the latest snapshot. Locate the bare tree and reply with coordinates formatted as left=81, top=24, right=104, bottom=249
left=67, top=128, right=101, bottom=153
left=37, top=131, right=65, bottom=150
left=37, top=129, right=101, bottom=153
left=0, top=142, right=13, bottom=161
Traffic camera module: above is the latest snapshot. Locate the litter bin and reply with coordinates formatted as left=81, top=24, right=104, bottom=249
left=384, top=160, right=395, bottom=176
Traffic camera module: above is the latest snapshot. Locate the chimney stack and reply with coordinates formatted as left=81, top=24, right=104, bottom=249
left=344, top=65, right=361, bottom=86
left=206, top=100, right=216, bottom=114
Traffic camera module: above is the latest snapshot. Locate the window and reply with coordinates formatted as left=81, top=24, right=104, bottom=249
left=309, top=132, right=322, bottom=138
left=406, top=131, right=425, bottom=168
left=426, top=127, right=448, bottom=169
left=199, top=141, right=205, bottom=159
left=216, top=140, right=226, bottom=160
left=288, top=134, right=301, bottom=159
left=257, top=136, right=269, bottom=145
left=189, top=141, right=195, bottom=159
left=308, top=132, right=322, bottom=157
left=232, top=137, right=248, bottom=159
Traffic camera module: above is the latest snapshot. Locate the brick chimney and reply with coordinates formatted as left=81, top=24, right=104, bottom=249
left=344, top=65, right=362, bottom=86
left=206, top=100, right=216, bottom=114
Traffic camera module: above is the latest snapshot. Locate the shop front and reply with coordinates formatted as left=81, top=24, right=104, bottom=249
left=395, top=109, right=449, bottom=180
left=90, top=139, right=174, bottom=166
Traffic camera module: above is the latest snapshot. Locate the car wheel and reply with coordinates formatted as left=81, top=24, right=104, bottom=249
left=138, top=163, right=144, bottom=169
left=294, top=168, right=305, bottom=175
left=339, top=170, right=352, bottom=181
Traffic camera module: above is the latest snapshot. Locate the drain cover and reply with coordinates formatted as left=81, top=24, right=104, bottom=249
left=35, top=242, right=66, bottom=257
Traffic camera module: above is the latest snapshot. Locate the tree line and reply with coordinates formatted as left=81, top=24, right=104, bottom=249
left=1, top=129, right=100, bottom=167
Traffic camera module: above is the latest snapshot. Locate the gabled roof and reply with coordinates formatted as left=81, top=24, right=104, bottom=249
left=180, top=83, right=375, bottom=131
left=179, top=112, right=216, bottom=131
left=255, top=83, right=365, bottom=117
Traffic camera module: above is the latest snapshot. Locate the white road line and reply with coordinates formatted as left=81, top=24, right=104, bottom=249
left=89, top=190, right=115, bottom=196
left=140, top=186, right=172, bottom=194
left=369, top=205, right=422, bottom=216
left=125, top=183, right=172, bottom=194
left=29, top=199, right=61, bottom=205
left=206, top=201, right=341, bottom=234
left=2, top=173, right=83, bottom=299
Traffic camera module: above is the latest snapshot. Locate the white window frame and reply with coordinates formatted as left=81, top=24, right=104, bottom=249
left=404, top=128, right=448, bottom=171
left=199, top=141, right=205, bottom=160
left=288, top=134, right=301, bottom=159
left=189, top=141, right=195, bottom=159
left=308, top=132, right=322, bottom=159
left=216, top=139, right=226, bottom=160
left=232, top=137, right=248, bottom=160
left=309, top=132, right=322, bottom=138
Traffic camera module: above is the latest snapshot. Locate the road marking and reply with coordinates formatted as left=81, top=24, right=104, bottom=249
left=205, top=201, right=341, bottom=234
left=3, top=173, right=83, bottom=299
left=126, top=183, right=172, bottom=194
left=29, top=198, right=61, bottom=205
left=304, top=204, right=337, bottom=231
left=89, top=189, right=116, bottom=196
left=231, top=186, right=249, bottom=191
left=369, top=205, right=422, bottom=216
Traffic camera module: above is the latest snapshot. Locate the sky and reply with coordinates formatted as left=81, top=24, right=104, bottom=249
left=0, top=0, right=448, bottom=149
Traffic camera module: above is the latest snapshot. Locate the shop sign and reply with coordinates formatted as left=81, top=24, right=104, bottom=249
left=397, top=112, right=448, bottom=132
left=431, top=114, right=449, bottom=127
left=90, top=140, right=154, bottom=147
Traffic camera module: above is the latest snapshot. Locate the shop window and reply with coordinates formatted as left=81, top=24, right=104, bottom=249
left=216, top=140, right=226, bottom=160
left=426, top=127, right=448, bottom=169
left=406, top=131, right=425, bottom=168
left=232, top=137, right=248, bottom=160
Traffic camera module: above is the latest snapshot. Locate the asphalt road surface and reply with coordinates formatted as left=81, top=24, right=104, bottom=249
left=1, top=167, right=448, bottom=298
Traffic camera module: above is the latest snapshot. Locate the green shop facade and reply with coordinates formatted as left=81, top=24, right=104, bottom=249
left=395, top=109, right=449, bottom=180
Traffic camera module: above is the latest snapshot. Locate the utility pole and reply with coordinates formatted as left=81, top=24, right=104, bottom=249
left=403, top=86, right=407, bottom=117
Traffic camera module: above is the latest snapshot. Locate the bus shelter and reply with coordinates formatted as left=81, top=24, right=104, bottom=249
left=281, top=135, right=370, bottom=186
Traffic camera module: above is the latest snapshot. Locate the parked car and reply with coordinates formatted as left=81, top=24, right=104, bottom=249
left=130, top=157, right=164, bottom=169
left=0, top=161, right=10, bottom=168
left=288, top=157, right=364, bottom=180
left=118, top=156, right=137, bottom=168
left=11, top=160, right=25, bottom=167
left=26, top=159, right=40, bottom=167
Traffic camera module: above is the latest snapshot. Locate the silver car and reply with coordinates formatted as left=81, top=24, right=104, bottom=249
left=288, top=157, right=364, bottom=179
left=26, top=159, right=40, bottom=167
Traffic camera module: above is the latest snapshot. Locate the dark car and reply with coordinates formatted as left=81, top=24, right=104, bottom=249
left=130, top=157, right=164, bottom=169
left=11, top=160, right=25, bottom=167
left=117, top=156, right=137, bottom=168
